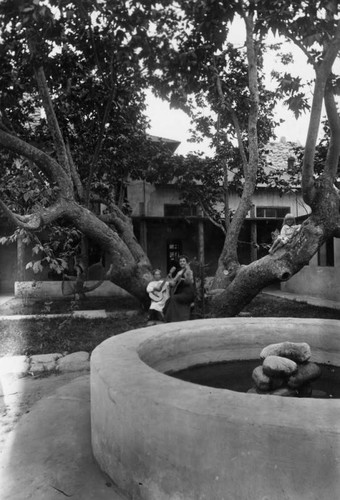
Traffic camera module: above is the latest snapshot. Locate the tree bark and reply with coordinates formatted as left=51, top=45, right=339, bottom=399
left=62, top=201, right=153, bottom=304
left=213, top=11, right=259, bottom=288
left=211, top=8, right=340, bottom=317
left=211, top=201, right=340, bottom=317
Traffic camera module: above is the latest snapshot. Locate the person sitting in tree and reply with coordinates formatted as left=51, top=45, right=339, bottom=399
left=269, top=213, right=301, bottom=255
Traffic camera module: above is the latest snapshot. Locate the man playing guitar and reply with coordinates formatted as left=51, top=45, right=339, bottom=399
left=146, top=267, right=176, bottom=325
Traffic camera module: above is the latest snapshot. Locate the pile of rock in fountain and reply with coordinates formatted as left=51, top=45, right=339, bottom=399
left=249, top=341, right=322, bottom=397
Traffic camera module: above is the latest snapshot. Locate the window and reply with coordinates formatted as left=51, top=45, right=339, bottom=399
left=287, top=157, right=295, bottom=169
left=164, top=204, right=197, bottom=217
left=317, top=238, right=334, bottom=267
left=256, top=206, right=290, bottom=218
left=167, top=240, right=182, bottom=271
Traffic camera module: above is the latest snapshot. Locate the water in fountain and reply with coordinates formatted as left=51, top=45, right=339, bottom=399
left=170, top=341, right=340, bottom=398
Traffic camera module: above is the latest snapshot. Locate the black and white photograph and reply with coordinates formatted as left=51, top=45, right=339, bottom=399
left=0, top=1, right=340, bottom=499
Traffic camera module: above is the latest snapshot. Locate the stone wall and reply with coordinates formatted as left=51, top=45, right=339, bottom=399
left=14, top=280, right=132, bottom=299
left=281, top=266, right=340, bottom=302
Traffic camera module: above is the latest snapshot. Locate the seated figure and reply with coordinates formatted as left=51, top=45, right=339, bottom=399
left=164, top=255, right=195, bottom=323
left=146, top=267, right=175, bottom=324
left=269, top=213, right=301, bottom=255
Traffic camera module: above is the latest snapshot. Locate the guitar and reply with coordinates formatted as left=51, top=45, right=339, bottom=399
left=148, top=267, right=176, bottom=302
left=171, top=264, right=193, bottom=296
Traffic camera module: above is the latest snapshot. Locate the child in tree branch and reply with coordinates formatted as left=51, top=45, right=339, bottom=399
left=269, top=213, right=301, bottom=255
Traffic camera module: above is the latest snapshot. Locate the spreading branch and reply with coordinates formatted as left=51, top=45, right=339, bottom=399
left=85, top=86, right=117, bottom=206
left=65, top=139, right=84, bottom=200
left=99, top=206, right=149, bottom=264
left=0, top=129, right=72, bottom=197
left=0, top=198, right=72, bottom=231
left=27, top=35, right=71, bottom=177
left=324, top=81, right=340, bottom=181
left=302, top=20, right=340, bottom=205
left=214, top=62, right=248, bottom=174
left=0, top=199, right=42, bottom=230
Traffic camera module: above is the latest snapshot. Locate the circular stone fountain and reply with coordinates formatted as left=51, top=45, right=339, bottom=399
left=91, top=318, right=340, bottom=500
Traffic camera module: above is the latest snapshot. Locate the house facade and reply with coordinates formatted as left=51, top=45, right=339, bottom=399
left=0, top=137, right=339, bottom=302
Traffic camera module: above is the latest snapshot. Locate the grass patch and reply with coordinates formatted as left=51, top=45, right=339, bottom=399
left=0, top=314, right=147, bottom=357
left=243, top=293, right=340, bottom=319
left=0, top=296, right=140, bottom=316
left=0, top=293, right=338, bottom=358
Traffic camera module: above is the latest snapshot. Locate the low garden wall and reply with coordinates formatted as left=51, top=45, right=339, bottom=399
left=14, top=280, right=132, bottom=299
left=281, top=266, right=340, bottom=302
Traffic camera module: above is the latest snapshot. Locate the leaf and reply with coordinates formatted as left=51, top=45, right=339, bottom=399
left=33, top=261, right=43, bottom=274
left=32, top=244, right=42, bottom=255
left=23, top=191, right=32, bottom=202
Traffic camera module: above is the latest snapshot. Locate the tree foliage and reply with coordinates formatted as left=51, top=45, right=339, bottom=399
left=0, top=0, right=340, bottom=315
left=0, top=0, right=178, bottom=299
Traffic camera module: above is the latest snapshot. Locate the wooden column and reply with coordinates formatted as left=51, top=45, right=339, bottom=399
left=140, top=219, right=148, bottom=253
left=198, top=219, right=205, bottom=264
left=17, top=233, right=25, bottom=280
left=250, top=221, right=258, bottom=262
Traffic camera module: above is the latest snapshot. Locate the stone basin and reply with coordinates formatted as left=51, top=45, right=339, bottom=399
left=91, top=317, right=340, bottom=500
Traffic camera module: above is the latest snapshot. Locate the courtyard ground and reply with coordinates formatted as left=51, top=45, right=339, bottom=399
left=0, top=292, right=339, bottom=499
left=0, top=292, right=339, bottom=357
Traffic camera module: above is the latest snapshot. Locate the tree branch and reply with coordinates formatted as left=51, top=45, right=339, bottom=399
left=244, top=13, right=259, bottom=185
left=27, top=35, right=71, bottom=177
left=99, top=206, right=149, bottom=264
left=198, top=199, right=227, bottom=234
left=214, top=61, right=248, bottom=173
left=65, top=139, right=84, bottom=200
left=302, top=20, right=340, bottom=205
left=285, top=33, right=316, bottom=67
left=0, top=199, right=42, bottom=230
left=324, top=81, right=340, bottom=181
left=85, top=86, right=117, bottom=206
left=0, top=197, right=74, bottom=231
left=0, top=129, right=73, bottom=197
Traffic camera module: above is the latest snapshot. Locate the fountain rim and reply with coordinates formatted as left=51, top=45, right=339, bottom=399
left=91, top=317, right=340, bottom=432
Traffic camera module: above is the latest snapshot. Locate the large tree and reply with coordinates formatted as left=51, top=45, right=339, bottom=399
left=1, top=0, right=340, bottom=316
left=148, top=0, right=340, bottom=315
left=216, top=0, right=340, bottom=315
left=0, top=0, right=178, bottom=304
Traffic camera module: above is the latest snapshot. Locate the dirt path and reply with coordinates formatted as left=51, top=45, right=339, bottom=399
left=0, top=371, right=89, bottom=450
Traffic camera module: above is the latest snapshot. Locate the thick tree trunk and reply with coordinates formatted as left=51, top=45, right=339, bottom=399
left=211, top=7, right=340, bottom=318
left=211, top=186, right=340, bottom=317
left=62, top=202, right=152, bottom=305
left=213, top=11, right=259, bottom=290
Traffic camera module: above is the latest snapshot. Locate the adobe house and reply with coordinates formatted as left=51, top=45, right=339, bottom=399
left=0, top=137, right=339, bottom=302
left=129, top=136, right=340, bottom=302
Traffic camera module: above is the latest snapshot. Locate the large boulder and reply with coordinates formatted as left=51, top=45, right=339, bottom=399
left=57, top=351, right=90, bottom=372
left=252, top=366, right=271, bottom=391
left=288, top=362, right=322, bottom=389
left=30, top=353, right=62, bottom=374
left=260, top=342, right=311, bottom=363
left=252, top=365, right=285, bottom=391
left=262, top=355, right=298, bottom=378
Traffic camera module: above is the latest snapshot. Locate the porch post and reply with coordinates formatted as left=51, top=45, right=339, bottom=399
left=17, top=233, right=25, bottom=280
left=250, top=205, right=257, bottom=262
left=250, top=221, right=257, bottom=262
left=198, top=219, right=205, bottom=264
left=140, top=219, right=148, bottom=253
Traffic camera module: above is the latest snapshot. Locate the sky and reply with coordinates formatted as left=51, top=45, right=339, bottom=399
left=145, top=18, right=323, bottom=157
